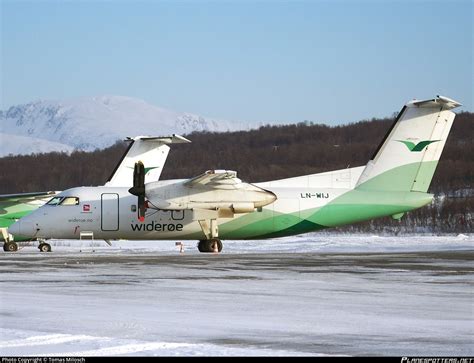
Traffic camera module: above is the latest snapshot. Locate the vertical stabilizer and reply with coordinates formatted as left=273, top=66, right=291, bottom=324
left=105, top=134, right=191, bottom=187
left=356, top=96, right=461, bottom=192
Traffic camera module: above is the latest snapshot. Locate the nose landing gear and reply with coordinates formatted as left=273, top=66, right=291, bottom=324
left=38, top=242, right=52, bottom=253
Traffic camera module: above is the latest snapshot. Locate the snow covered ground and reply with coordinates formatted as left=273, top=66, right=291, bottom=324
left=0, top=234, right=473, bottom=356
left=24, top=232, right=474, bottom=255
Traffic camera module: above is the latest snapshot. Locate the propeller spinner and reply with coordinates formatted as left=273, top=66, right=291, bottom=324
left=128, top=161, right=146, bottom=222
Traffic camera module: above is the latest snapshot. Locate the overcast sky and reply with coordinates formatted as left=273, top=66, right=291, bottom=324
left=1, top=0, right=472, bottom=124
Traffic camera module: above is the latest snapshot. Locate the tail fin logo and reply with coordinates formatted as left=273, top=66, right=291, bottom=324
left=127, top=166, right=160, bottom=174
left=396, top=140, right=441, bottom=152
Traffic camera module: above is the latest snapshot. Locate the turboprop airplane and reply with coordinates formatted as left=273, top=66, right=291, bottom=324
left=8, top=96, right=461, bottom=253
left=1, top=134, right=190, bottom=251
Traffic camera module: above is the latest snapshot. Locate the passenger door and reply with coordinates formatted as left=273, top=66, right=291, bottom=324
left=101, top=193, right=119, bottom=231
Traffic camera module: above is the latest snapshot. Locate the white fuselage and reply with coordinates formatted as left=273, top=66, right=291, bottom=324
left=10, top=180, right=346, bottom=241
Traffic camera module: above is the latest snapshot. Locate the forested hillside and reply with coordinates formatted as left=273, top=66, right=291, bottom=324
left=1, top=112, right=472, bottom=233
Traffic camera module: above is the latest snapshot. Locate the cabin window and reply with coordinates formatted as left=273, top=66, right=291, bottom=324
left=60, top=197, right=80, bottom=206
left=46, top=197, right=64, bottom=206
left=171, top=210, right=185, bottom=220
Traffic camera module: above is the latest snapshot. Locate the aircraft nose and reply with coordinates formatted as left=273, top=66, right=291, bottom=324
left=8, top=220, right=38, bottom=238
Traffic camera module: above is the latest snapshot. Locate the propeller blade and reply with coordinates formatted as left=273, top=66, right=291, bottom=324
left=128, top=161, right=146, bottom=221
left=135, top=161, right=145, bottom=188
left=138, top=195, right=146, bottom=222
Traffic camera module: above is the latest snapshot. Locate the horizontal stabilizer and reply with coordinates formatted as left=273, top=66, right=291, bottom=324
left=125, top=134, right=191, bottom=144
left=407, top=95, right=461, bottom=110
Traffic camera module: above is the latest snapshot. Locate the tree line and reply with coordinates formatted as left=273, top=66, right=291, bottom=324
left=0, top=112, right=472, bottom=233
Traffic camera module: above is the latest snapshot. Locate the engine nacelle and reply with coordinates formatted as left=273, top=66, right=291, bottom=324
left=231, top=202, right=255, bottom=213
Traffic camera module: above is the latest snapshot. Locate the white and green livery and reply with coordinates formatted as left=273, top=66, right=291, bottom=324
left=1, top=135, right=189, bottom=250
left=8, top=96, right=461, bottom=253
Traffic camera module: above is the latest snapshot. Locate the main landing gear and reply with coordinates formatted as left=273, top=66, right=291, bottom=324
left=1, top=228, right=17, bottom=252
left=196, top=216, right=223, bottom=253
left=198, top=238, right=223, bottom=253
left=3, top=241, right=18, bottom=252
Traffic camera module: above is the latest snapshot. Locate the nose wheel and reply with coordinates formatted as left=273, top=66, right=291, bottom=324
left=38, top=242, right=52, bottom=253
left=198, top=238, right=223, bottom=253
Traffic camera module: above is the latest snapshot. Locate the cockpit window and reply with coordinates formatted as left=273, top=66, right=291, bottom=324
left=46, top=196, right=64, bottom=206
left=60, top=197, right=80, bottom=206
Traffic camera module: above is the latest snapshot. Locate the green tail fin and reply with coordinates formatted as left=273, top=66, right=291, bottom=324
left=355, top=95, right=461, bottom=192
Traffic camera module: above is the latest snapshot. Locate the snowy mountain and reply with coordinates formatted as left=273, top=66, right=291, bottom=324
left=0, top=133, right=74, bottom=156
left=0, top=96, right=247, bottom=156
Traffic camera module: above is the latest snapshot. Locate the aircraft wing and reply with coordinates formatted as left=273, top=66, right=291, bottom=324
left=0, top=191, right=57, bottom=202
left=148, top=169, right=274, bottom=211
left=0, top=191, right=57, bottom=221
left=184, top=170, right=242, bottom=188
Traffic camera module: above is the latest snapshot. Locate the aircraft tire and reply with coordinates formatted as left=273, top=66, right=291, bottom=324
left=3, top=242, right=18, bottom=252
left=38, top=243, right=52, bottom=253
left=211, top=238, right=223, bottom=253
left=198, top=238, right=223, bottom=253
left=197, top=240, right=210, bottom=252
